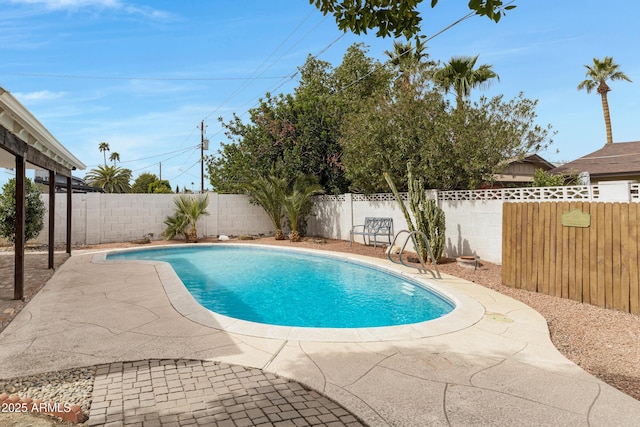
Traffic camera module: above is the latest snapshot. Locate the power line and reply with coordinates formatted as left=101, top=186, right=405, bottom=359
left=202, top=12, right=321, bottom=122
left=0, top=72, right=287, bottom=81
left=131, top=146, right=200, bottom=173
left=84, top=145, right=199, bottom=169
left=167, top=159, right=201, bottom=182
left=204, top=31, right=347, bottom=143
left=119, top=145, right=199, bottom=164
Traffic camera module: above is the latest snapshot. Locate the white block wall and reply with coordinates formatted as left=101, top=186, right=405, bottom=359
left=440, top=200, right=503, bottom=264
left=308, top=194, right=503, bottom=264
left=215, top=194, right=275, bottom=236
left=308, top=194, right=353, bottom=240
left=36, top=191, right=503, bottom=264
left=37, top=192, right=274, bottom=246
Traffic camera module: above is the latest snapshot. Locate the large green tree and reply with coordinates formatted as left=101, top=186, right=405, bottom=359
left=309, top=0, right=515, bottom=38
left=148, top=180, right=173, bottom=194
left=341, top=83, right=449, bottom=192
left=207, top=92, right=293, bottom=193
left=423, top=94, right=553, bottom=190
left=207, top=43, right=389, bottom=195
left=342, top=79, right=553, bottom=191
left=208, top=39, right=549, bottom=195
left=577, top=56, right=632, bottom=144
left=85, top=164, right=132, bottom=193
left=132, top=172, right=159, bottom=193
left=434, top=55, right=499, bottom=109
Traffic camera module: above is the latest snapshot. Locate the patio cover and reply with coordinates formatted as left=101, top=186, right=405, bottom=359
left=0, top=86, right=86, bottom=299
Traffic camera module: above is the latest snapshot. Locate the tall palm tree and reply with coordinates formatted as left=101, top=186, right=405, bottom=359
left=85, top=164, right=132, bottom=193
left=282, top=176, right=324, bottom=242
left=384, top=38, right=432, bottom=89
left=98, top=142, right=110, bottom=166
left=434, top=55, right=499, bottom=109
left=109, top=152, right=120, bottom=165
left=242, top=174, right=287, bottom=240
left=577, top=56, right=632, bottom=144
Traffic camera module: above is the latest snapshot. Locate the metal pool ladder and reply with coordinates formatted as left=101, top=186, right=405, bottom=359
left=387, top=230, right=441, bottom=279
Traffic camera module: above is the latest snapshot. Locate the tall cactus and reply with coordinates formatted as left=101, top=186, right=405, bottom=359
left=384, top=164, right=446, bottom=263
left=407, top=166, right=445, bottom=262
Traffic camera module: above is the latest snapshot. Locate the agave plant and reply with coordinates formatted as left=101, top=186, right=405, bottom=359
left=163, top=194, right=210, bottom=242
left=282, top=176, right=324, bottom=242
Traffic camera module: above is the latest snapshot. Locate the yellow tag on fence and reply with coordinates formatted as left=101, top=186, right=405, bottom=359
left=562, top=209, right=591, bottom=227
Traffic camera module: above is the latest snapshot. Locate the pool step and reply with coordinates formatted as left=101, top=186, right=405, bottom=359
left=401, top=282, right=416, bottom=296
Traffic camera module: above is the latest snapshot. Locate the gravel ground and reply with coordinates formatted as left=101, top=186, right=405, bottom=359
left=0, top=235, right=638, bottom=425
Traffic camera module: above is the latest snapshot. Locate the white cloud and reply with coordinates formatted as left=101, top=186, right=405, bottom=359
left=7, top=0, right=121, bottom=9
left=13, top=90, right=66, bottom=102
left=5, top=0, right=173, bottom=19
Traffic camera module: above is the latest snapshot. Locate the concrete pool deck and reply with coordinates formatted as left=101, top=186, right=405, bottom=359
left=1, top=245, right=639, bottom=426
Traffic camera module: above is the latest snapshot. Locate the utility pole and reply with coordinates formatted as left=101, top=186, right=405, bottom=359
left=159, top=162, right=162, bottom=180
left=200, top=120, right=205, bottom=193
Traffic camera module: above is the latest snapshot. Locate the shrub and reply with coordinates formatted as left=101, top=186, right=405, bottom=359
left=163, top=194, right=209, bottom=242
left=0, top=178, right=46, bottom=243
left=532, top=168, right=579, bottom=187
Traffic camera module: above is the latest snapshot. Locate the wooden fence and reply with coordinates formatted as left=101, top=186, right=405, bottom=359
left=502, top=202, right=640, bottom=315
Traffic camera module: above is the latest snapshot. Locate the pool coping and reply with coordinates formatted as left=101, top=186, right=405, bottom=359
left=92, top=243, right=485, bottom=342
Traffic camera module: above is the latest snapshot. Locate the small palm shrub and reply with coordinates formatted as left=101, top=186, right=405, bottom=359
left=163, top=194, right=210, bottom=242
left=242, top=174, right=287, bottom=240
left=282, top=176, right=324, bottom=242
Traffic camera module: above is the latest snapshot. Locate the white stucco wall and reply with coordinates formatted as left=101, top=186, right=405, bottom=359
left=307, top=194, right=503, bottom=264
left=440, top=200, right=503, bottom=263
left=37, top=192, right=274, bottom=246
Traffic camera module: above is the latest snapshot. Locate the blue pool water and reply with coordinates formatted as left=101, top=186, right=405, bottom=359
left=107, top=246, right=454, bottom=328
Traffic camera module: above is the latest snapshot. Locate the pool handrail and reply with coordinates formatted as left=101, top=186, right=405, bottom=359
left=387, top=230, right=441, bottom=279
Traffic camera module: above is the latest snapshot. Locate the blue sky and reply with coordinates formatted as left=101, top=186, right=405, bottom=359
left=1, top=0, right=639, bottom=191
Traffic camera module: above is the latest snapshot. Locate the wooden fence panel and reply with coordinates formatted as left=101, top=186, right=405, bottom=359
left=502, top=202, right=640, bottom=315
left=582, top=203, right=592, bottom=303
left=596, top=203, right=606, bottom=308
left=604, top=203, right=614, bottom=309
left=540, top=202, right=551, bottom=295
left=631, top=204, right=640, bottom=314
left=619, top=204, right=629, bottom=313
left=554, top=203, right=564, bottom=298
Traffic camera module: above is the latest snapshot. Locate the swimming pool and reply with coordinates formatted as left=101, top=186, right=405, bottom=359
left=107, top=245, right=455, bottom=328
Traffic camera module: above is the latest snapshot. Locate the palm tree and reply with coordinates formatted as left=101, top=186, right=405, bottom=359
left=242, top=174, right=287, bottom=240
left=109, top=152, right=120, bottom=165
left=282, top=176, right=324, bottom=242
left=84, top=164, right=132, bottom=193
left=577, top=56, right=632, bottom=144
left=434, top=55, right=499, bottom=109
left=384, top=38, right=432, bottom=88
left=163, top=194, right=210, bottom=242
left=98, top=142, right=110, bottom=166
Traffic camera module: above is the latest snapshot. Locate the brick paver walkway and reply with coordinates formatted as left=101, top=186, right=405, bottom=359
left=89, top=359, right=365, bottom=427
